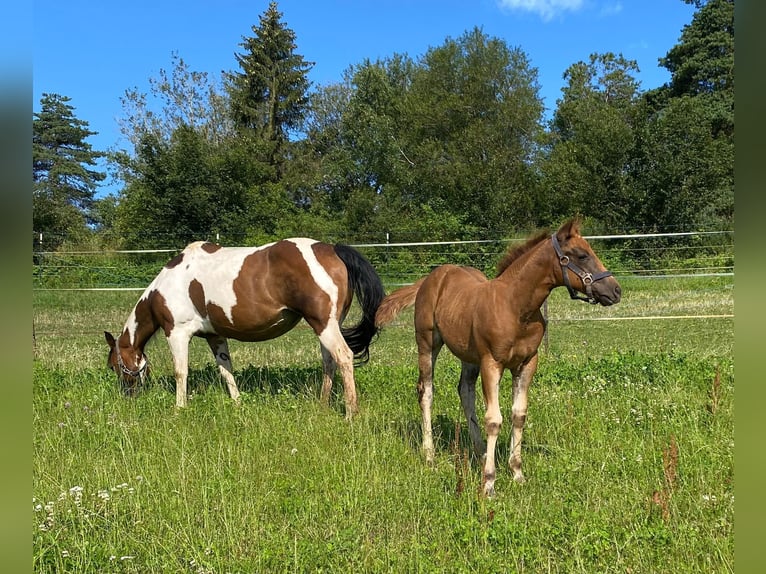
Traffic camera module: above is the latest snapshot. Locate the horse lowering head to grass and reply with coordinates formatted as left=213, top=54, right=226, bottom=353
left=375, top=218, right=621, bottom=495
left=105, top=239, right=384, bottom=418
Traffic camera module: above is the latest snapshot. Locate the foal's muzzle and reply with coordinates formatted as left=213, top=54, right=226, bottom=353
left=551, top=233, right=620, bottom=305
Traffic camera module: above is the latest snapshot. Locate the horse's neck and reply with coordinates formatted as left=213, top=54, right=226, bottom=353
left=496, top=241, right=557, bottom=312
left=122, top=298, right=159, bottom=351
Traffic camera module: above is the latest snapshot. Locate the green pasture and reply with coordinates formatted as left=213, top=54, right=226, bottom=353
left=33, top=276, right=733, bottom=573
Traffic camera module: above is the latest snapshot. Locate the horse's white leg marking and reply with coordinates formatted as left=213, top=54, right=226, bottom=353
left=508, top=354, right=537, bottom=483
left=319, top=344, right=337, bottom=406
left=480, top=359, right=505, bottom=497
left=457, top=362, right=485, bottom=457
left=206, top=336, right=240, bottom=403
left=317, top=321, right=356, bottom=418
left=167, top=332, right=191, bottom=408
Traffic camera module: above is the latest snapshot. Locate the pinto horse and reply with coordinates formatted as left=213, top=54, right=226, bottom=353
left=375, top=219, right=621, bottom=495
left=105, top=238, right=384, bottom=417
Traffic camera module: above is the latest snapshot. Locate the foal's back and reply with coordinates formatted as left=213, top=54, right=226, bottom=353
left=416, top=264, right=544, bottom=368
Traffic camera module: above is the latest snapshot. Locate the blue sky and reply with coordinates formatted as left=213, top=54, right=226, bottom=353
left=33, top=0, right=696, bottom=195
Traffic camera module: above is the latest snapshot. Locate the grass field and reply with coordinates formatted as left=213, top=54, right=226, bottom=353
left=33, top=276, right=733, bottom=573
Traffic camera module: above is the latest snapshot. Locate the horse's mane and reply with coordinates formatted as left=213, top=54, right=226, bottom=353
left=495, top=230, right=550, bottom=277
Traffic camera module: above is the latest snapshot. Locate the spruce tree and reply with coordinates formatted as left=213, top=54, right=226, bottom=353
left=226, top=1, right=313, bottom=172
left=33, top=93, right=105, bottom=249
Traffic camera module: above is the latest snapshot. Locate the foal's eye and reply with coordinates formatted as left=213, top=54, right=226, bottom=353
left=578, top=253, right=589, bottom=262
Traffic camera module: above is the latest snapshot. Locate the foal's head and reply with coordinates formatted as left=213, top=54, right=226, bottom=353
left=104, top=331, right=149, bottom=396
left=552, top=219, right=622, bottom=306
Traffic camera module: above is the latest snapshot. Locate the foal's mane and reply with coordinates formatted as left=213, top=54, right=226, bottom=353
left=495, top=230, right=550, bottom=277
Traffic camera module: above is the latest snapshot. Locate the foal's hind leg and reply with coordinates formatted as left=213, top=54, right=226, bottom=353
left=416, top=328, right=443, bottom=463
left=457, top=362, right=485, bottom=458
left=508, top=354, right=538, bottom=483
left=206, top=336, right=241, bottom=403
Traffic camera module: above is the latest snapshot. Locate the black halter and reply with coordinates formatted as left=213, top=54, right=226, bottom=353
left=551, top=233, right=613, bottom=304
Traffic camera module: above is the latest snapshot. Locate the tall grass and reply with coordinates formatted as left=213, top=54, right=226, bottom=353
left=33, top=278, right=733, bottom=573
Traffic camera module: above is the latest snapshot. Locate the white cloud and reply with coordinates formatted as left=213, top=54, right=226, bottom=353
left=599, top=2, right=623, bottom=17
left=496, top=0, right=585, bottom=21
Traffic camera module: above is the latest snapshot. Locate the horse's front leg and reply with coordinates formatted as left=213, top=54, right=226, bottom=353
left=206, top=336, right=240, bottom=403
left=508, top=353, right=538, bottom=483
left=480, top=358, right=505, bottom=497
left=167, top=332, right=191, bottom=408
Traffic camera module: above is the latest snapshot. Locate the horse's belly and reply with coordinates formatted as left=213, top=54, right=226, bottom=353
left=208, top=308, right=302, bottom=342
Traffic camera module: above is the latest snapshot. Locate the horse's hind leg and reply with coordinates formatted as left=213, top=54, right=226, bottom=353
left=416, top=328, right=442, bottom=463
left=206, top=336, right=241, bottom=403
left=457, top=362, right=485, bottom=458
left=319, top=344, right=337, bottom=407
left=316, top=322, right=357, bottom=418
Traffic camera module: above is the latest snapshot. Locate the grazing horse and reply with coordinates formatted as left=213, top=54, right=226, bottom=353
left=375, top=219, right=621, bottom=495
left=105, top=238, right=384, bottom=417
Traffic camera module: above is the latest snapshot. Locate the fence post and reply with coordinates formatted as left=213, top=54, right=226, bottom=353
left=542, top=298, right=549, bottom=354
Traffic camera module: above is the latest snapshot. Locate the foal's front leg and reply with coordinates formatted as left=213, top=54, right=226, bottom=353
left=457, top=362, right=485, bottom=458
left=508, top=354, right=538, bottom=483
left=480, top=358, right=505, bottom=497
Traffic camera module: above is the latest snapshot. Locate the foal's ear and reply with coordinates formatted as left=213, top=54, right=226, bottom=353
left=556, top=217, right=582, bottom=241
left=104, top=331, right=116, bottom=348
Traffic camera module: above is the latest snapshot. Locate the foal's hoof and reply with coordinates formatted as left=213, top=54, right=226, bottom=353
left=513, top=473, right=526, bottom=484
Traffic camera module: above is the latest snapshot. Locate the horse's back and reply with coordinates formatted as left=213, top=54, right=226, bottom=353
left=147, top=239, right=349, bottom=342
left=172, top=238, right=346, bottom=303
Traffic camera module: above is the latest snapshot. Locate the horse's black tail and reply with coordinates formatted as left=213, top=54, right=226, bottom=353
left=333, top=243, right=385, bottom=365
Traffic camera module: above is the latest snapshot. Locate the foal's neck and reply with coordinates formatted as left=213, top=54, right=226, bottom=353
left=496, top=239, right=557, bottom=312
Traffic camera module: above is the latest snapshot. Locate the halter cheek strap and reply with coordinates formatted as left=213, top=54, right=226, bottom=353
left=551, top=233, right=613, bottom=304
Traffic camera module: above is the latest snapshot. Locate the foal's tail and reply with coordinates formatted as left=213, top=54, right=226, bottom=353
left=333, top=244, right=386, bottom=364
left=374, top=278, right=427, bottom=327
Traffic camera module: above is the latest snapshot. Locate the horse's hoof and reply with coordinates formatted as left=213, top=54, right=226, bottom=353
left=344, top=408, right=359, bottom=421
left=513, top=473, right=526, bottom=484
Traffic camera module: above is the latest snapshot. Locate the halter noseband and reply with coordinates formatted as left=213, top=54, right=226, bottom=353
left=551, top=233, right=613, bottom=304
left=115, top=349, right=149, bottom=379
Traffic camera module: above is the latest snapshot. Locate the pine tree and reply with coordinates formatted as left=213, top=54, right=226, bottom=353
left=33, top=93, right=105, bottom=248
left=226, top=1, right=313, bottom=172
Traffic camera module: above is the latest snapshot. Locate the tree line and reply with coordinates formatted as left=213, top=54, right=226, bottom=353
left=33, top=0, right=733, bottom=252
